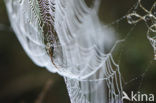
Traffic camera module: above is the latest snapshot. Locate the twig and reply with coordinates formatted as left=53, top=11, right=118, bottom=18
left=35, top=79, right=53, bottom=103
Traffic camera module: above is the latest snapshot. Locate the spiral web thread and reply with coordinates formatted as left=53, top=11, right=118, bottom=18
left=64, top=53, right=123, bottom=103
left=4, top=0, right=155, bottom=103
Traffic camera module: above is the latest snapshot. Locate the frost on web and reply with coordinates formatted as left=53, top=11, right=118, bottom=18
left=127, top=0, right=156, bottom=60
left=4, top=0, right=155, bottom=103
left=64, top=54, right=123, bottom=103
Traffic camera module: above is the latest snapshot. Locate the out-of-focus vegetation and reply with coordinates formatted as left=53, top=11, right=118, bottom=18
left=0, top=0, right=156, bottom=103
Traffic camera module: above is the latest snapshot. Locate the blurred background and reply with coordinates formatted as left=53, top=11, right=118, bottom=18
left=0, top=0, right=156, bottom=103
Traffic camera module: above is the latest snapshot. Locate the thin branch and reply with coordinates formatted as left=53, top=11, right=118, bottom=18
left=35, top=79, right=53, bottom=103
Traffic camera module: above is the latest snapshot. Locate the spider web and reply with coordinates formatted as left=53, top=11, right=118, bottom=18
left=4, top=0, right=156, bottom=103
